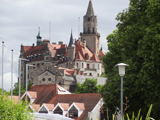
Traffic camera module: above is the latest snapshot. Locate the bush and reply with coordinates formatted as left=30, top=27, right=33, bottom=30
left=0, top=95, right=32, bottom=120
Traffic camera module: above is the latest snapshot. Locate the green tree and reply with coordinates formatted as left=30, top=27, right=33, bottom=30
left=0, top=95, right=32, bottom=120
left=13, top=81, right=32, bottom=96
left=102, top=0, right=160, bottom=119
left=75, top=78, right=104, bottom=93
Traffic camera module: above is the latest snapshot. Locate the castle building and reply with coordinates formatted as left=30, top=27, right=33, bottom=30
left=19, top=0, right=106, bottom=91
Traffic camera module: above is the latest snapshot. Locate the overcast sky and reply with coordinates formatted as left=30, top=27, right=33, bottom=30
left=0, top=0, right=130, bottom=91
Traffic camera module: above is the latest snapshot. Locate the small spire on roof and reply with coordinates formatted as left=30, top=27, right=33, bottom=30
left=100, top=44, right=102, bottom=51
left=37, top=27, right=41, bottom=38
left=68, top=30, right=74, bottom=47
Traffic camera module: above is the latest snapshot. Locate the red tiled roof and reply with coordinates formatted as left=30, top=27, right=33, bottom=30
left=44, top=103, right=55, bottom=111
left=27, top=91, right=37, bottom=98
left=74, top=103, right=85, bottom=110
left=74, top=40, right=94, bottom=62
left=8, top=96, right=19, bottom=103
left=76, top=51, right=85, bottom=61
left=28, top=84, right=58, bottom=105
left=98, top=50, right=106, bottom=57
left=22, top=43, right=67, bottom=62
left=59, top=67, right=74, bottom=76
left=59, top=103, right=69, bottom=110
left=91, top=53, right=101, bottom=62
left=31, top=104, right=40, bottom=111
left=48, top=93, right=101, bottom=120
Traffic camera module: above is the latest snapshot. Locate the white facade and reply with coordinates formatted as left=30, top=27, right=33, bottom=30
left=75, top=61, right=102, bottom=77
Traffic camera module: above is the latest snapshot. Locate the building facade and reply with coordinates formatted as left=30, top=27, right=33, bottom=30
left=19, top=0, right=106, bottom=90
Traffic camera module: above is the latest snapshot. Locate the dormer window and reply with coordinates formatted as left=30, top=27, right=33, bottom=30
left=68, top=102, right=85, bottom=118
left=54, top=106, right=63, bottom=115
left=69, top=106, right=78, bottom=118
left=53, top=103, right=69, bottom=116
left=39, top=106, right=48, bottom=113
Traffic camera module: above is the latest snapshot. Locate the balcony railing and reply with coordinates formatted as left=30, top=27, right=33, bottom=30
left=85, top=68, right=97, bottom=72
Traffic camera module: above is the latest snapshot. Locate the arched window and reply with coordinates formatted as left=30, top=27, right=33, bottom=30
left=88, top=17, right=90, bottom=21
left=88, top=27, right=90, bottom=34
left=93, top=27, right=95, bottom=34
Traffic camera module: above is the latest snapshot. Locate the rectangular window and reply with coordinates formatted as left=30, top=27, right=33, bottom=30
left=82, top=63, right=83, bottom=68
left=77, top=63, right=78, bottom=68
left=37, top=63, right=40, bottom=67
left=98, top=64, right=99, bottom=70
left=87, top=64, right=89, bottom=69
left=89, top=73, right=92, bottom=76
left=41, top=63, right=44, bottom=65
left=93, top=64, right=95, bottom=69
left=46, top=57, right=49, bottom=60
left=33, top=64, right=35, bottom=69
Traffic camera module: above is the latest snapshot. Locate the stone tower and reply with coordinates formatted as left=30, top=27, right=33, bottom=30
left=80, top=0, right=100, bottom=56
left=67, top=31, right=75, bottom=68
left=36, top=27, right=42, bottom=46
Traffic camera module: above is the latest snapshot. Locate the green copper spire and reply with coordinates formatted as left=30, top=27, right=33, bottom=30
left=36, top=27, right=42, bottom=46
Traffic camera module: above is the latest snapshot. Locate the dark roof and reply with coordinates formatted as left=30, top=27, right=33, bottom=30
left=68, top=32, right=74, bottom=47
left=48, top=93, right=101, bottom=120
left=29, top=84, right=58, bottom=105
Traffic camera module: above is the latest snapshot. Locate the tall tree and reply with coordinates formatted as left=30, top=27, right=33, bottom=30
left=102, top=0, right=160, bottom=119
left=75, top=78, right=103, bottom=93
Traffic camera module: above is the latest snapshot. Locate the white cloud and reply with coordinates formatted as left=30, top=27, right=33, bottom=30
left=0, top=72, right=18, bottom=92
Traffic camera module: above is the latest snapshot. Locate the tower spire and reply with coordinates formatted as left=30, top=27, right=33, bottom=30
left=37, top=27, right=41, bottom=37
left=36, top=27, right=42, bottom=46
left=68, top=30, right=74, bottom=47
left=86, top=0, right=94, bottom=16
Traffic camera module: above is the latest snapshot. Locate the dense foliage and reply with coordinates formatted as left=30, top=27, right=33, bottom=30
left=13, top=81, right=32, bottom=96
left=75, top=78, right=104, bottom=93
left=0, top=95, right=32, bottom=120
left=102, top=0, right=160, bottom=119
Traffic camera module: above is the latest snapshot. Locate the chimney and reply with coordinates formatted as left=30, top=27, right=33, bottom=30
left=43, top=39, right=50, bottom=44
left=83, top=39, right=86, bottom=49
left=32, top=43, right=35, bottom=47
left=59, top=41, right=63, bottom=45
left=52, top=42, right=56, bottom=45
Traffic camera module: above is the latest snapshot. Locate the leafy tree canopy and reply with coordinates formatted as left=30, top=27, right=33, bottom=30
left=13, top=81, right=32, bottom=96
left=75, top=78, right=104, bottom=93
left=0, top=95, right=32, bottom=120
left=102, top=0, right=160, bottom=119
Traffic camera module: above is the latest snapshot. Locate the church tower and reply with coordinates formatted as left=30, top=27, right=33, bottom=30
left=67, top=31, right=75, bottom=68
left=36, top=27, right=42, bottom=46
left=80, top=0, right=100, bottom=55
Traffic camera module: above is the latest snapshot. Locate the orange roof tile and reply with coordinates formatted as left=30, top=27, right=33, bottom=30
left=99, top=50, right=106, bottom=57
left=91, top=53, right=101, bottom=62
left=44, top=103, right=55, bottom=111
left=28, top=84, right=58, bottom=105
left=31, top=104, right=40, bottom=111
left=48, top=93, right=101, bottom=120
left=76, top=51, right=85, bottom=61
left=59, top=67, right=74, bottom=76
left=74, top=103, right=85, bottom=110
left=59, top=103, right=69, bottom=110
left=8, top=96, right=19, bottom=103
left=27, top=91, right=37, bottom=98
